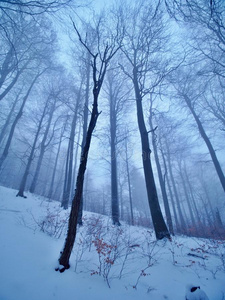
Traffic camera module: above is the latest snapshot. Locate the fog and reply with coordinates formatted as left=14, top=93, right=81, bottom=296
left=0, top=0, right=224, bottom=241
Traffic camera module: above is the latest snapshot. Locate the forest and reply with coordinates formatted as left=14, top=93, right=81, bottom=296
left=0, top=0, right=225, bottom=299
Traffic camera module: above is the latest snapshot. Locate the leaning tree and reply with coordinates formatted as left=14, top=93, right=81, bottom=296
left=56, top=13, right=123, bottom=272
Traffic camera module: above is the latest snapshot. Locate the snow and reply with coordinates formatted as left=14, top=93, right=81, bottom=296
left=0, top=185, right=225, bottom=300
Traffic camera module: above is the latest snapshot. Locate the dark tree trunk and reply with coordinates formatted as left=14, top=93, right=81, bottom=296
left=78, top=53, right=91, bottom=225
left=57, top=22, right=121, bottom=271
left=132, top=68, right=170, bottom=240
left=185, top=95, right=225, bottom=194
left=110, top=117, right=120, bottom=225
left=149, top=115, right=174, bottom=235
left=57, top=83, right=101, bottom=271
left=70, top=121, right=81, bottom=202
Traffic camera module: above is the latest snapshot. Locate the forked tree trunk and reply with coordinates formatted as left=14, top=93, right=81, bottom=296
left=132, top=69, right=170, bottom=240
left=57, top=21, right=121, bottom=271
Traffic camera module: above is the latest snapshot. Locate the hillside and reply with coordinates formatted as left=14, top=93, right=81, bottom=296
left=0, top=185, right=224, bottom=300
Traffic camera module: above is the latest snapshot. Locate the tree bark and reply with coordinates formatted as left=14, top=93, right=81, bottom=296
left=78, top=53, right=91, bottom=225
left=132, top=68, right=170, bottom=240
left=57, top=81, right=101, bottom=271
left=110, top=90, right=120, bottom=225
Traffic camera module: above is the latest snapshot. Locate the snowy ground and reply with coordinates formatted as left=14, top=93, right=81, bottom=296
left=0, top=185, right=224, bottom=300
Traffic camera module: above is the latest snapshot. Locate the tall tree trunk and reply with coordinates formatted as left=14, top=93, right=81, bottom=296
left=185, top=95, right=225, bottom=193
left=132, top=68, right=170, bottom=240
left=78, top=53, right=91, bottom=225
left=110, top=121, right=120, bottom=225
left=57, top=81, right=101, bottom=271
left=57, top=23, right=121, bottom=271
left=149, top=115, right=174, bottom=235
left=16, top=100, right=48, bottom=197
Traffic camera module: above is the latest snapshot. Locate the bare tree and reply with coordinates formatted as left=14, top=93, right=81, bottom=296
left=0, top=0, right=73, bottom=15
left=56, top=14, right=122, bottom=272
left=118, top=0, right=171, bottom=239
left=165, top=0, right=225, bottom=78
left=0, top=14, right=56, bottom=102
left=171, top=68, right=225, bottom=194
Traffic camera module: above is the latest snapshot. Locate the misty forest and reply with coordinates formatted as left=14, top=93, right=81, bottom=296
left=0, top=0, right=225, bottom=299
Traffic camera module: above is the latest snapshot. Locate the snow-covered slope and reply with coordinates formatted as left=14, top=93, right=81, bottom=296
left=0, top=185, right=224, bottom=300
